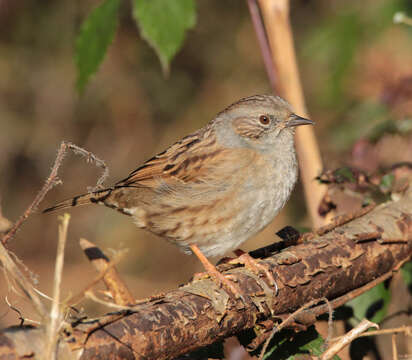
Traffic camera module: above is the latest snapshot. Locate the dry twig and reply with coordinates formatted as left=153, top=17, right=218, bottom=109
left=0, top=196, right=411, bottom=358
left=1, top=141, right=108, bottom=246
left=258, top=297, right=331, bottom=360
left=320, top=319, right=379, bottom=360
left=79, top=238, right=134, bottom=306
left=254, top=0, right=328, bottom=227
left=66, top=248, right=128, bottom=307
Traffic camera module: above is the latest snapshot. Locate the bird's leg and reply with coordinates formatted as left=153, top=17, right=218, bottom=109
left=190, top=244, right=244, bottom=299
left=230, top=249, right=278, bottom=294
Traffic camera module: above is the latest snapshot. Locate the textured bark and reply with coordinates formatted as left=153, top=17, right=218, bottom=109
left=1, top=189, right=412, bottom=360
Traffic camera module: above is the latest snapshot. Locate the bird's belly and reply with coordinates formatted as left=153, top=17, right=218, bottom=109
left=189, top=177, right=292, bottom=257
left=136, top=156, right=297, bottom=258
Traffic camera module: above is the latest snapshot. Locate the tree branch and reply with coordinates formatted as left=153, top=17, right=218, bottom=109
left=1, top=187, right=411, bottom=359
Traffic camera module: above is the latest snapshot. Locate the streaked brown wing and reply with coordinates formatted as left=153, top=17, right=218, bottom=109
left=115, top=127, right=230, bottom=188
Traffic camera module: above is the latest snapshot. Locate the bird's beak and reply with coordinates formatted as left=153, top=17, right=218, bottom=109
left=286, top=114, right=314, bottom=128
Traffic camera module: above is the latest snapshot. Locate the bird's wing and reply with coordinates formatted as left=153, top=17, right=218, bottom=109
left=115, top=128, right=256, bottom=190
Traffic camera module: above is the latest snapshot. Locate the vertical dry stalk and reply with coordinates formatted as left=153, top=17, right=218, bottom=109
left=44, top=213, right=70, bottom=360
left=391, top=334, right=399, bottom=360
left=256, top=0, right=328, bottom=228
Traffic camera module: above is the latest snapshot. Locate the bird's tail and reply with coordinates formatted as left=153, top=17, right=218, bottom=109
left=42, top=188, right=114, bottom=213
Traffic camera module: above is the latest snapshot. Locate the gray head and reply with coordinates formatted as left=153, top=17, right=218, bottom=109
left=214, top=95, right=313, bottom=151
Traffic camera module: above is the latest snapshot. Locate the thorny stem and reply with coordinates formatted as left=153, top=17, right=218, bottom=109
left=1, top=141, right=108, bottom=246
left=1, top=142, right=68, bottom=246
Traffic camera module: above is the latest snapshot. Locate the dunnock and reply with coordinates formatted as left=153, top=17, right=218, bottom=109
left=44, top=95, right=313, bottom=296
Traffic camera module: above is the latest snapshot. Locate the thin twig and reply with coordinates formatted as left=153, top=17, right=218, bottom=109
left=254, top=271, right=395, bottom=354
left=44, top=213, right=70, bottom=360
left=1, top=141, right=109, bottom=246
left=324, top=298, right=334, bottom=348
left=304, top=271, right=394, bottom=320
left=316, top=203, right=376, bottom=236
left=247, top=0, right=279, bottom=92
left=331, top=325, right=412, bottom=340
left=1, top=141, right=68, bottom=246
left=65, top=142, right=108, bottom=192
left=320, top=319, right=379, bottom=360
left=259, top=298, right=328, bottom=360
left=4, top=296, right=25, bottom=327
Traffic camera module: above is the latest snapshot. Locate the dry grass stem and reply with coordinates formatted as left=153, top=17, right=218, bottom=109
left=320, top=319, right=379, bottom=360
left=44, top=213, right=70, bottom=360
left=392, top=334, right=399, bottom=360
left=256, top=0, right=328, bottom=228
left=0, top=242, right=46, bottom=318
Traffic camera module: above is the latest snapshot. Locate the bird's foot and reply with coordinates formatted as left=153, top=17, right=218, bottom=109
left=190, top=245, right=246, bottom=301
left=230, top=249, right=278, bottom=295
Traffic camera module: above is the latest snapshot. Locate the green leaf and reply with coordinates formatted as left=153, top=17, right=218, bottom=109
left=334, top=167, right=356, bottom=183
left=75, top=0, right=120, bottom=92
left=132, top=0, right=196, bottom=74
left=261, top=327, right=340, bottom=360
left=347, top=283, right=391, bottom=325
left=379, top=173, right=395, bottom=192
left=401, top=261, right=412, bottom=292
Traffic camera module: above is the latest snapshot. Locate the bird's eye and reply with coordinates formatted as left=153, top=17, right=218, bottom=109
left=259, top=115, right=270, bottom=125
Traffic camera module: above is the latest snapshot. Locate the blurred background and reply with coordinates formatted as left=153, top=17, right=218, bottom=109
left=0, top=0, right=411, bottom=352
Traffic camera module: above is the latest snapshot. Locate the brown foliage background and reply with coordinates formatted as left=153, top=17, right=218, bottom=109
left=0, top=0, right=411, bottom=333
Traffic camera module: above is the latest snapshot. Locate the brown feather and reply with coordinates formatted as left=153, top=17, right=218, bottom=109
left=114, top=126, right=223, bottom=188
left=43, top=188, right=113, bottom=213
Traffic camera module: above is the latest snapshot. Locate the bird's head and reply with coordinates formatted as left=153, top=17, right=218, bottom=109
left=215, top=95, right=313, bottom=151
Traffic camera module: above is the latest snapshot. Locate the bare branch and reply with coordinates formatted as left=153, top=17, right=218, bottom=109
left=65, top=142, right=108, bottom=192
left=1, top=186, right=411, bottom=359
left=1, top=141, right=68, bottom=246
left=1, top=141, right=108, bottom=247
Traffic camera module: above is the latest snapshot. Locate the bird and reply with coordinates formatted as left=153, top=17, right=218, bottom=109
left=44, top=95, right=313, bottom=297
